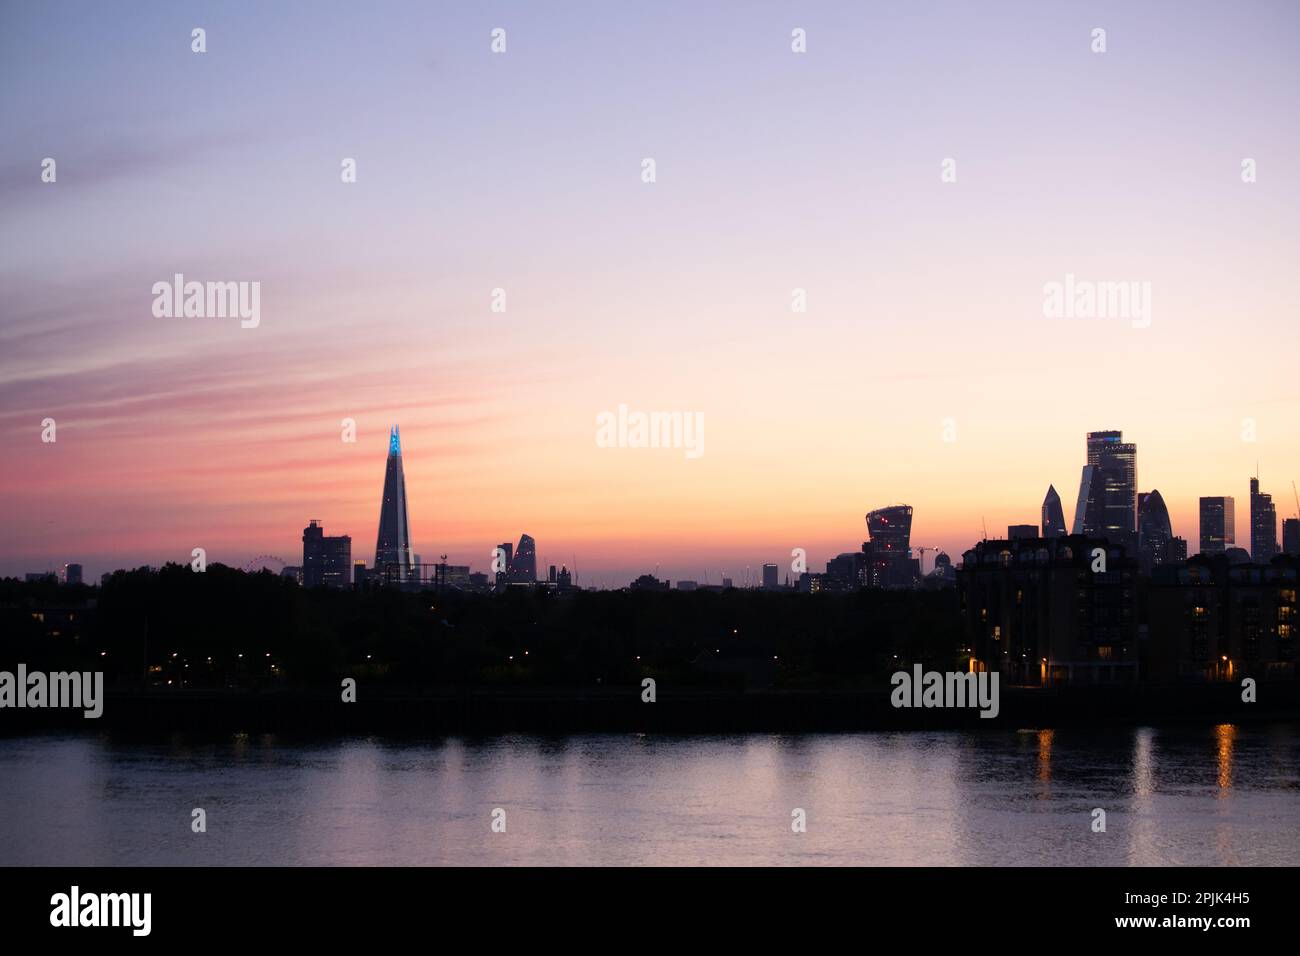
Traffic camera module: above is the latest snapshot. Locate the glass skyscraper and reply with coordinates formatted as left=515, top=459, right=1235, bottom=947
left=1041, top=484, right=1067, bottom=538
left=866, top=505, right=913, bottom=553
left=1199, top=496, right=1235, bottom=555
left=508, top=534, right=537, bottom=583
left=1250, top=477, right=1278, bottom=562
left=374, top=425, right=413, bottom=583
left=1137, top=490, right=1174, bottom=569
left=1071, top=465, right=1107, bottom=536
left=1284, top=518, right=1300, bottom=556
left=1083, top=430, right=1137, bottom=547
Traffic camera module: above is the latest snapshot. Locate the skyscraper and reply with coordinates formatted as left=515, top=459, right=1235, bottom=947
left=494, top=541, right=513, bottom=585
left=374, top=425, right=413, bottom=584
left=1250, top=477, right=1279, bottom=562
left=762, top=563, right=779, bottom=590
left=864, top=505, right=920, bottom=589
left=1041, top=485, right=1067, bottom=538
left=1071, top=465, right=1102, bottom=535
left=866, top=505, right=913, bottom=553
left=1083, top=430, right=1137, bottom=546
left=1199, top=496, right=1235, bottom=555
left=1283, top=518, right=1300, bottom=556
left=508, top=534, right=537, bottom=583
left=303, top=520, right=352, bottom=588
left=1137, top=490, right=1174, bottom=569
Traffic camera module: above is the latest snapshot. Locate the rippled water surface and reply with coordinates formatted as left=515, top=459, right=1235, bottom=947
left=1, top=725, right=1298, bottom=865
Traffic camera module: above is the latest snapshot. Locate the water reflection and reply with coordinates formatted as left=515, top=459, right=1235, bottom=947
left=1133, top=728, right=1156, bottom=797
left=0, top=726, right=1296, bottom=866
left=1127, top=727, right=1157, bottom=866
left=1036, top=729, right=1054, bottom=786
left=1215, top=723, right=1236, bottom=795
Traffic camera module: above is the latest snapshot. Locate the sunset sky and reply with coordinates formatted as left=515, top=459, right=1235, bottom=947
left=2, top=1, right=1298, bottom=585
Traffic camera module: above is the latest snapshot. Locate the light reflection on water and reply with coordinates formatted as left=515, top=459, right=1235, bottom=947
left=1, top=725, right=1297, bottom=866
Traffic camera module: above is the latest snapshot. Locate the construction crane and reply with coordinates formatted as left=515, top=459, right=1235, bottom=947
left=1293, top=480, right=1299, bottom=520
left=914, top=546, right=939, bottom=576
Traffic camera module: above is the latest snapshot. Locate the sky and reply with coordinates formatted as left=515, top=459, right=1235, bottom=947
left=2, top=0, right=1299, bottom=585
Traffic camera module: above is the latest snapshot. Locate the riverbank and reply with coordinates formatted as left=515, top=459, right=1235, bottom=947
left=2, top=681, right=1295, bottom=734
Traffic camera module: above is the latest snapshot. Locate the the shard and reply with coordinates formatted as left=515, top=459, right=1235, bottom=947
left=374, top=424, right=413, bottom=584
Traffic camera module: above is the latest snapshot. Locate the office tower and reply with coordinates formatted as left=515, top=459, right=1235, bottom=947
left=64, top=563, right=82, bottom=586
left=374, top=425, right=413, bottom=583
left=1282, top=519, right=1300, bottom=556
left=866, top=505, right=913, bottom=553
left=1072, top=465, right=1100, bottom=535
left=495, top=542, right=513, bottom=583
left=1008, top=525, right=1038, bottom=540
left=413, top=554, right=423, bottom=585
left=826, top=552, right=867, bottom=589
left=1080, top=430, right=1137, bottom=545
left=322, top=535, right=351, bottom=587
left=1250, top=478, right=1279, bottom=562
left=864, top=505, right=921, bottom=589
left=1137, top=490, right=1174, bottom=569
left=762, top=563, right=779, bottom=590
left=1199, top=497, right=1235, bottom=555
left=302, top=520, right=352, bottom=588
left=509, top=534, right=537, bottom=583
left=353, top=560, right=367, bottom=586
left=1169, top=537, right=1188, bottom=564
left=303, top=520, right=323, bottom=584
left=1041, top=485, right=1067, bottom=538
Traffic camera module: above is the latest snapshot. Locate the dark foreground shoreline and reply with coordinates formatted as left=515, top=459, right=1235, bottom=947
left=3, top=681, right=1296, bottom=735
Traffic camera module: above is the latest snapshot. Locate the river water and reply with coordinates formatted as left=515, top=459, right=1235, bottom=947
left=1, top=724, right=1297, bottom=865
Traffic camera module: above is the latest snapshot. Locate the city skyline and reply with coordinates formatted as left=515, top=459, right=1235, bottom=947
left=3, top=1, right=1300, bottom=889
left=11, top=421, right=1299, bottom=587
left=3, top=2, right=1300, bottom=584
